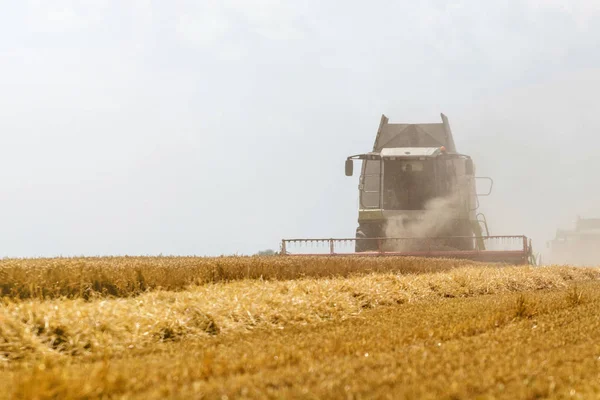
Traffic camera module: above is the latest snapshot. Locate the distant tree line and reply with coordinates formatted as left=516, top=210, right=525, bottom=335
left=255, top=249, right=278, bottom=256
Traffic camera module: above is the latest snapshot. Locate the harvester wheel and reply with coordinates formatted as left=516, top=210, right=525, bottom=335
left=355, top=226, right=377, bottom=252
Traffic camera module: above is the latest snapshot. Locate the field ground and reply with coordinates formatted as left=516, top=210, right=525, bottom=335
left=2, top=257, right=600, bottom=399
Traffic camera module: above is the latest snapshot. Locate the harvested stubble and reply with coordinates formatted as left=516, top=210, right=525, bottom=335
left=1, top=265, right=599, bottom=364
left=0, top=256, right=476, bottom=300
left=3, top=257, right=600, bottom=400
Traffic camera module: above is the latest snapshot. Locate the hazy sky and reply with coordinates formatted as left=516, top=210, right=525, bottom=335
left=1, top=0, right=600, bottom=257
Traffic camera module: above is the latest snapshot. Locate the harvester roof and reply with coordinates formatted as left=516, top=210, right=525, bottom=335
left=576, top=217, right=600, bottom=231
left=373, top=113, right=457, bottom=153
left=553, top=218, right=600, bottom=241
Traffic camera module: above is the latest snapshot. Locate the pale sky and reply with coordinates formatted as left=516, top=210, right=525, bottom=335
left=1, top=0, right=600, bottom=257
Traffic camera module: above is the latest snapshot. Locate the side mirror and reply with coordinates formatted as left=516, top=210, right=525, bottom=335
left=345, top=159, right=353, bottom=176
left=475, top=177, right=494, bottom=196
left=465, top=159, right=474, bottom=175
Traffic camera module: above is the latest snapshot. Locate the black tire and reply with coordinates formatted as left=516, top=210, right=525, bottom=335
left=355, top=225, right=378, bottom=252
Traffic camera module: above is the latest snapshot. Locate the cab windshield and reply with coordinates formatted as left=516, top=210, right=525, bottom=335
left=382, top=159, right=435, bottom=210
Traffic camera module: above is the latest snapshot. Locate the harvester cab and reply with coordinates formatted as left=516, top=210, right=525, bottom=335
left=344, top=146, right=481, bottom=252
left=282, top=113, right=534, bottom=265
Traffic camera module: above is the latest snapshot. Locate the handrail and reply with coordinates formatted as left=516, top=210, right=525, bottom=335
left=280, top=235, right=532, bottom=265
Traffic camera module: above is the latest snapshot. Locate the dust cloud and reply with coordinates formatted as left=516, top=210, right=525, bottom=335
left=383, top=194, right=463, bottom=252
left=451, top=69, right=600, bottom=266
left=548, top=242, right=600, bottom=266
left=544, top=218, right=600, bottom=266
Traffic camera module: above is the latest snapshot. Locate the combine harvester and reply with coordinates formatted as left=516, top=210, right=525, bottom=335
left=282, top=113, right=535, bottom=265
left=548, top=217, right=600, bottom=266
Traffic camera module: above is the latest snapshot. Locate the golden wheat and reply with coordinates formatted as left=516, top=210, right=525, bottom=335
left=1, top=264, right=598, bottom=363
left=2, top=257, right=600, bottom=399
left=0, top=256, right=475, bottom=299
left=4, top=282, right=600, bottom=399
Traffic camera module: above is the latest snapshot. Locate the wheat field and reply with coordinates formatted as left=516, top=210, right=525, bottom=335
left=1, top=256, right=600, bottom=399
